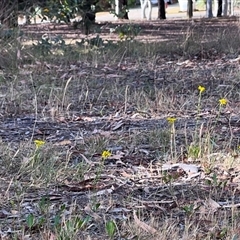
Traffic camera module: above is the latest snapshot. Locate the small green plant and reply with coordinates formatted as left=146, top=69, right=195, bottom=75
left=94, top=150, right=111, bottom=185
left=77, top=35, right=104, bottom=48
left=76, top=35, right=114, bottom=49
left=187, top=143, right=201, bottom=159
left=38, top=196, right=50, bottom=215
left=162, top=171, right=174, bottom=184
left=114, top=24, right=141, bottom=40
left=31, top=139, right=46, bottom=166
left=105, top=220, right=117, bottom=239
left=26, top=213, right=35, bottom=230
left=33, top=35, right=65, bottom=55
left=205, top=172, right=227, bottom=188
left=57, top=216, right=89, bottom=240
left=186, top=86, right=206, bottom=160
left=25, top=213, right=46, bottom=231
left=182, top=204, right=195, bottom=216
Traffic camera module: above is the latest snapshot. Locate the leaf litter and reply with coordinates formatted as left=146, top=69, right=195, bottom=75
left=0, top=19, right=240, bottom=239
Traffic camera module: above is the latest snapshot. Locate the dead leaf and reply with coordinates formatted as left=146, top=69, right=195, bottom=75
left=80, top=154, right=93, bottom=165
left=206, top=198, right=221, bottom=211
left=112, top=120, right=124, bottom=131
left=133, top=211, right=157, bottom=234
left=84, top=204, right=102, bottom=222
left=54, top=140, right=72, bottom=146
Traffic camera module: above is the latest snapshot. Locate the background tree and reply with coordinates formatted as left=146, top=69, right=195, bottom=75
left=187, top=0, right=193, bottom=18
left=222, top=0, right=228, bottom=15
left=206, top=0, right=213, bottom=17
left=113, top=0, right=129, bottom=19
left=214, top=0, right=223, bottom=16
left=157, top=0, right=166, bottom=19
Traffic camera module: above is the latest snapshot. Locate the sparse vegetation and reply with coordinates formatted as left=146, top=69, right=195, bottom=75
left=0, top=14, right=240, bottom=240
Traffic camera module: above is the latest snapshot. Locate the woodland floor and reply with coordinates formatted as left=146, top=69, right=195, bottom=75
left=0, top=18, right=240, bottom=239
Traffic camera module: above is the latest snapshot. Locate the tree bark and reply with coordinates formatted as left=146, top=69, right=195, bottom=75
left=115, top=0, right=129, bottom=19
left=122, top=0, right=129, bottom=19
left=206, top=0, right=213, bottom=17
left=187, top=0, right=193, bottom=18
left=157, top=0, right=166, bottom=19
left=217, top=0, right=223, bottom=16
left=222, top=0, right=228, bottom=15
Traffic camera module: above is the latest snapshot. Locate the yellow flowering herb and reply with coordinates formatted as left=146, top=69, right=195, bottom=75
left=219, top=98, right=227, bottom=106
left=198, top=85, right=205, bottom=93
left=102, top=150, right=111, bottom=160
left=167, top=117, right=177, bottom=124
left=43, top=8, right=49, bottom=12
left=34, top=140, right=45, bottom=149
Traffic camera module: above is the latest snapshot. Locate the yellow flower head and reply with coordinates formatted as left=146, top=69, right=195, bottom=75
left=167, top=117, right=177, bottom=124
left=101, top=150, right=111, bottom=160
left=219, top=98, right=227, bottom=106
left=34, top=140, right=45, bottom=149
left=198, top=85, right=205, bottom=93
left=43, top=8, right=49, bottom=12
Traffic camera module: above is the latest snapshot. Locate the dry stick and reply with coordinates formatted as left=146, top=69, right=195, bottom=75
left=117, top=47, right=127, bottom=67
left=4, top=177, right=14, bottom=199
left=30, top=75, right=38, bottom=143
left=124, top=85, right=129, bottom=114
left=62, top=76, right=73, bottom=111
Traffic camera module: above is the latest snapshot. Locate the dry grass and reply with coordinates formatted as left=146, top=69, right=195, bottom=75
left=0, top=18, right=240, bottom=239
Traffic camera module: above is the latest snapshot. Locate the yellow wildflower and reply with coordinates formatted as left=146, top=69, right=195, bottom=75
left=34, top=140, right=45, bottom=149
left=219, top=98, right=227, bottom=106
left=43, top=8, right=49, bottom=12
left=101, top=150, right=111, bottom=160
left=198, top=85, right=205, bottom=93
left=167, top=117, right=177, bottom=124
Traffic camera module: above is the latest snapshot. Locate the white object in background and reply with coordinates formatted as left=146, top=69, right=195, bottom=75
left=222, top=0, right=228, bottom=15
left=140, top=0, right=153, bottom=20
left=115, top=0, right=119, bottom=20
left=213, top=0, right=219, bottom=16
left=230, top=0, right=234, bottom=15
left=178, top=0, right=196, bottom=12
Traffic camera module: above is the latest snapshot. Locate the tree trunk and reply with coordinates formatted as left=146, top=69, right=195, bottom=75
left=140, top=0, right=152, bottom=20
left=187, top=0, right=193, bottom=18
left=206, top=0, right=213, bottom=17
left=115, top=0, right=129, bottom=19
left=228, top=0, right=234, bottom=15
left=157, top=0, right=166, bottom=19
left=122, top=0, right=129, bottom=19
left=217, top=0, right=223, bottom=16
left=222, top=0, right=228, bottom=15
